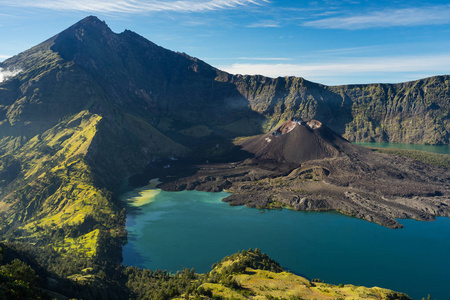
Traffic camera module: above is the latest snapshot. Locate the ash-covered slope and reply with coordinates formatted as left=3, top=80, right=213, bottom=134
left=239, top=119, right=356, bottom=164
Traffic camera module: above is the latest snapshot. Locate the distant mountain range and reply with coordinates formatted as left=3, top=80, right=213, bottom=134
left=0, top=16, right=448, bottom=298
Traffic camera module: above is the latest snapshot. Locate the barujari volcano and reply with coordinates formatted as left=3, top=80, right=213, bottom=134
left=240, top=119, right=349, bottom=164
left=0, top=15, right=449, bottom=298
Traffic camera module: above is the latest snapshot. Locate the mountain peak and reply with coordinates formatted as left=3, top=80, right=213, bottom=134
left=73, top=15, right=109, bottom=31
left=80, top=15, right=102, bottom=24
left=58, top=15, right=112, bottom=39
left=50, top=15, right=117, bottom=63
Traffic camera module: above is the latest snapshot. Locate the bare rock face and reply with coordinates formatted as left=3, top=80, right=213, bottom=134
left=160, top=119, right=450, bottom=229
left=306, top=119, right=322, bottom=129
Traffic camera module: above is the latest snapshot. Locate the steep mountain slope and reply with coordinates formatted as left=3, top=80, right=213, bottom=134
left=0, top=17, right=196, bottom=263
left=49, top=17, right=255, bottom=126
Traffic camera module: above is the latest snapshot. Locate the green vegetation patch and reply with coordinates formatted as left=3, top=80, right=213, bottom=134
left=125, top=249, right=411, bottom=299
left=0, top=258, right=44, bottom=300
left=0, top=111, right=124, bottom=260
left=371, top=147, right=450, bottom=170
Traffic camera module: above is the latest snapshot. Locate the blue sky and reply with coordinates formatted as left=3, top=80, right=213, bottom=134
left=1, top=0, right=450, bottom=85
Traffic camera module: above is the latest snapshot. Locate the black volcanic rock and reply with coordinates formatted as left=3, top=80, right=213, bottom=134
left=239, top=119, right=358, bottom=164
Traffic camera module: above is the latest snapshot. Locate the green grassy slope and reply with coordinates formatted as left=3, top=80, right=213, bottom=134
left=0, top=17, right=188, bottom=266
left=125, top=249, right=412, bottom=300
left=369, top=147, right=450, bottom=170
left=0, top=111, right=117, bottom=257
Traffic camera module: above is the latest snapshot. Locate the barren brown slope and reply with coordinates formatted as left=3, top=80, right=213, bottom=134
left=239, top=119, right=357, bottom=165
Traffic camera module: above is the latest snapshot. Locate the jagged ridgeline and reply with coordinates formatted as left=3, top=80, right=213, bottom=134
left=230, top=75, right=450, bottom=145
left=0, top=15, right=448, bottom=295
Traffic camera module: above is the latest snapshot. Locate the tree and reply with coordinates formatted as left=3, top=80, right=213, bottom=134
left=0, top=259, right=38, bottom=288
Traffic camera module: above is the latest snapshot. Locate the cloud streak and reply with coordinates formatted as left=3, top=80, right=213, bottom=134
left=218, top=54, right=450, bottom=84
left=317, top=46, right=380, bottom=55
left=204, top=57, right=292, bottom=61
left=237, top=57, right=292, bottom=61
left=247, top=20, right=281, bottom=28
left=303, top=5, right=450, bottom=29
left=0, top=0, right=268, bottom=13
left=0, top=67, right=22, bottom=83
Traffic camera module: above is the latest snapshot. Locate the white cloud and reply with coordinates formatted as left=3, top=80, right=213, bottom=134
left=0, top=67, right=22, bottom=83
left=303, top=5, right=450, bottom=29
left=247, top=20, right=281, bottom=28
left=0, top=54, right=12, bottom=60
left=204, top=57, right=292, bottom=61
left=236, top=57, right=292, bottom=61
left=317, top=46, right=380, bottom=55
left=0, top=0, right=268, bottom=13
left=217, top=54, right=450, bottom=85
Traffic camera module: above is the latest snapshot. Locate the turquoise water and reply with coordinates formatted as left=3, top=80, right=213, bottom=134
left=123, top=143, right=450, bottom=299
left=123, top=190, right=450, bottom=300
left=355, top=142, right=450, bottom=154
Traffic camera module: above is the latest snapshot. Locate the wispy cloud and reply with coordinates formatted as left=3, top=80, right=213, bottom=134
left=0, top=0, right=269, bottom=13
left=218, top=54, right=450, bottom=84
left=247, top=20, right=280, bottom=28
left=0, top=67, right=22, bottom=83
left=317, top=45, right=381, bottom=55
left=0, top=54, right=12, bottom=60
left=237, top=57, right=292, bottom=61
left=205, top=57, right=292, bottom=61
left=303, top=5, right=450, bottom=29
left=312, top=10, right=340, bottom=18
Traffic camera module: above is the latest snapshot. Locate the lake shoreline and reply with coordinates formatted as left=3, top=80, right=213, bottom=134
left=122, top=188, right=450, bottom=300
